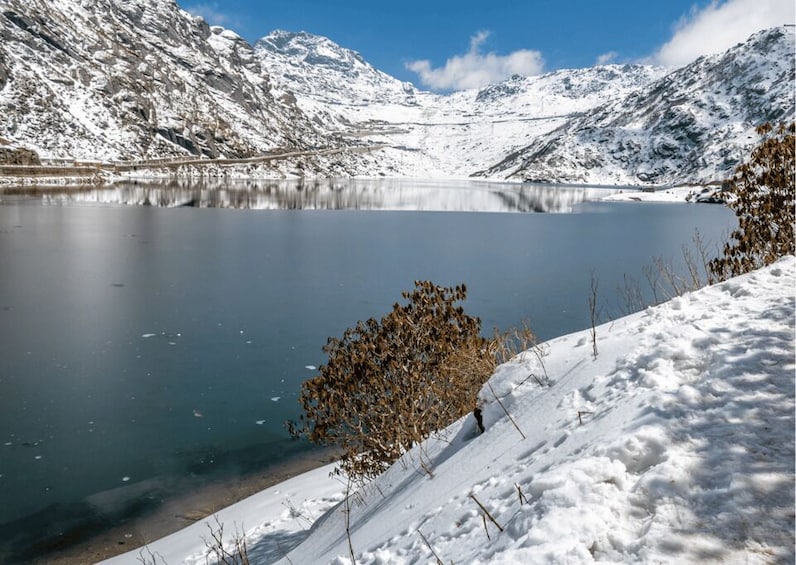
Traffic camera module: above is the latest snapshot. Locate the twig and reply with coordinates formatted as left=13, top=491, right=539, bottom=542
left=344, top=476, right=357, bottom=564
left=577, top=411, right=593, bottom=425
left=201, top=516, right=250, bottom=565
left=418, top=443, right=435, bottom=478
left=136, top=546, right=166, bottom=565
left=487, top=381, right=526, bottom=439
left=417, top=528, right=445, bottom=565
left=589, top=271, right=600, bottom=359
left=490, top=373, right=542, bottom=401
left=469, top=493, right=504, bottom=532
left=515, top=482, right=528, bottom=505
left=282, top=498, right=313, bottom=529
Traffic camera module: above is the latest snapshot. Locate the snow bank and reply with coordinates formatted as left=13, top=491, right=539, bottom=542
left=600, top=185, right=733, bottom=204
left=103, top=256, right=795, bottom=564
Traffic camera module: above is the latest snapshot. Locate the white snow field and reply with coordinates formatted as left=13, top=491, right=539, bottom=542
left=103, top=256, right=795, bottom=564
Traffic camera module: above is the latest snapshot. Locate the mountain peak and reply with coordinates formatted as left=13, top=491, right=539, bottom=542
left=256, top=29, right=366, bottom=70
left=254, top=29, right=416, bottom=105
left=0, top=0, right=322, bottom=160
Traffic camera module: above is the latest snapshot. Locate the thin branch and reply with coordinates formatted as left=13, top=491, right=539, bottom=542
left=487, top=380, right=526, bottom=439
left=417, top=529, right=445, bottom=565
left=470, top=493, right=504, bottom=532
left=344, top=476, right=357, bottom=564
left=515, top=482, right=528, bottom=505
left=481, top=514, right=491, bottom=540
left=589, top=271, right=600, bottom=359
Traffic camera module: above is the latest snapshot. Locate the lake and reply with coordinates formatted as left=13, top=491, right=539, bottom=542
left=0, top=179, right=735, bottom=561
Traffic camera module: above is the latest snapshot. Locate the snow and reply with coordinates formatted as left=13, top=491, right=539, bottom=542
left=101, top=256, right=795, bottom=564
left=600, top=185, right=735, bottom=204
left=254, top=43, right=669, bottom=181
left=487, top=27, right=795, bottom=186
left=601, top=186, right=695, bottom=203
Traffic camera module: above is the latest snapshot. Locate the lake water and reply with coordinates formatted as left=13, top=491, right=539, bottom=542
left=0, top=179, right=735, bottom=560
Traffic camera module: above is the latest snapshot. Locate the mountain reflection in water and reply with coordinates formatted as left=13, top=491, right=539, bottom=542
left=4, top=178, right=624, bottom=212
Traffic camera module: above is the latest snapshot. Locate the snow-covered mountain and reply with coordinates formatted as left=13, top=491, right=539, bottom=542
left=0, top=0, right=793, bottom=184
left=255, top=30, right=418, bottom=106
left=251, top=28, right=670, bottom=178
left=0, top=0, right=322, bottom=160
left=479, top=26, right=796, bottom=185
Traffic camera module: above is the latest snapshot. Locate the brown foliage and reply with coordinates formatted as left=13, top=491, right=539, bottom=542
left=287, top=281, right=511, bottom=480
left=709, top=122, right=795, bottom=281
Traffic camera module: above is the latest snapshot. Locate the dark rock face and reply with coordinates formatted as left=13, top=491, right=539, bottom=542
left=0, top=146, right=41, bottom=165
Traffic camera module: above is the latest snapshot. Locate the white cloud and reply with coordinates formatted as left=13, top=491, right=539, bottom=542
left=182, top=2, right=233, bottom=27
left=406, top=31, right=544, bottom=91
left=650, top=0, right=795, bottom=67
left=595, top=51, right=619, bottom=66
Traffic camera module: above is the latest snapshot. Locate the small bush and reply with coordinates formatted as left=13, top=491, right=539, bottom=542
left=709, top=122, right=795, bottom=281
left=616, top=230, right=716, bottom=316
left=287, top=281, right=531, bottom=480
left=202, top=516, right=250, bottom=565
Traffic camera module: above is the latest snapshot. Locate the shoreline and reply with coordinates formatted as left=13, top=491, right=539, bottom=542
left=31, top=448, right=339, bottom=565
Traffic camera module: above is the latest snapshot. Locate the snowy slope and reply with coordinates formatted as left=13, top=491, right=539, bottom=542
left=0, top=0, right=321, bottom=160
left=102, top=256, right=795, bottom=564
left=481, top=26, right=796, bottom=185
left=255, top=32, right=668, bottom=178
left=255, top=30, right=418, bottom=106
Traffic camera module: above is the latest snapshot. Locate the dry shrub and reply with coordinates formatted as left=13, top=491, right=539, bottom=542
left=709, top=122, right=795, bottom=281
left=614, top=230, right=719, bottom=317
left=287, top=281, right=538, bottom=480
left=202, top=516, right=250, bottom=565
left=490, top=321, right=539, bottom=367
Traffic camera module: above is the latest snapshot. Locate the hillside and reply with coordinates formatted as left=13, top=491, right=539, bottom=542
left=102, top=256, right=796, bottom=564
left=479, top=26, right=796, bottom=185
left=253, top=32, right=669, bottom=178
left=0, top=0, right=320, bottom=160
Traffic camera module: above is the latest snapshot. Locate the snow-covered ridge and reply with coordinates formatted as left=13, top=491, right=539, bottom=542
left=0, top=0, right=323, bottom=160
left=102, top=256, right=795, bottom=564
left=255, top=30, right=416, bottom=105
left=480, top=26, right=796, bottom=185
left=0, top=1, right=793, bottom=184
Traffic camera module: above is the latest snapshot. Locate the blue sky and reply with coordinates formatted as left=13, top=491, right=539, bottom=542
left=180, top=0, right=794, bottom=90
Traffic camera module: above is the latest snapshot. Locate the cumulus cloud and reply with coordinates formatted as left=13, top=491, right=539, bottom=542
left=406, top=31, right=544, bottom=91
left=650, top=0, right=795, bottom=67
